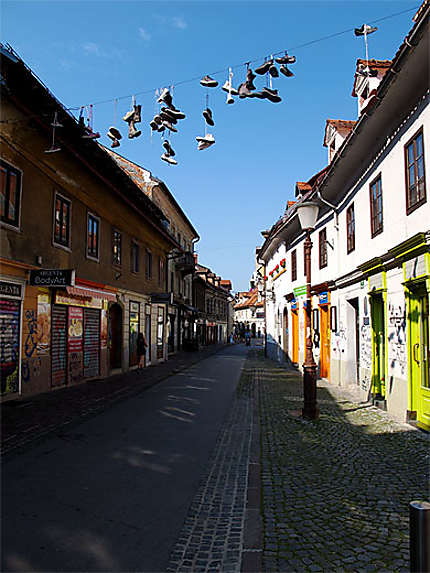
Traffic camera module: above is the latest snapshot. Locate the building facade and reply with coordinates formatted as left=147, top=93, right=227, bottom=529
left=0, top=45, right=177, bottom=399
left=259, top=4, right=430, bottom=430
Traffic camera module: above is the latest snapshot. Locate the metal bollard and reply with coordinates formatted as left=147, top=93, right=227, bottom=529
left=410, top=500, right=430, bottom=572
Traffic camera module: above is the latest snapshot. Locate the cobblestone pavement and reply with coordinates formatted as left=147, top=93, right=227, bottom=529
left=1, top=344, right=226, bottom=457
left=255, top=350, right=430, bottom=573
left=166, top=358, right=256, bottom=573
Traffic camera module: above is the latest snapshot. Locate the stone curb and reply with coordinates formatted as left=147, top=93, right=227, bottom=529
left=241, top=366, right=263, bottom=573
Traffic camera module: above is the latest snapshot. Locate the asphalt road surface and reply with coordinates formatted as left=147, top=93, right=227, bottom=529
left=2, top=344, right=247, bottom=573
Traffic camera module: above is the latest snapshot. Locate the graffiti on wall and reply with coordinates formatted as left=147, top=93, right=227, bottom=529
left=22, top=356, right=41, bottom=383
left=0, top=299, right=20, bottom=394
left=24, top=309, right=38, bottom=358
left=387, top=302, right=407, bottom=377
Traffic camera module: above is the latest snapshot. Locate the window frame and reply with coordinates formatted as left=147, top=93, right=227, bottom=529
left=112, top=228, right=122, bottom=267
left=319, top=228, right=328, bottom=269
left=52, top=191, right=72, bottom=250
left=145, top=249, right=153, bottom=280
left=404, top=127, right=426, bottom=215
left=369, top=174, right=383, bottom=238
left=131, top=240, right=140, bottom=274
left=0, top=158, right=22, bottom=230
left=346, top=203, right=355, bottom=254
left=87, top=212, right=100, bottom=262
left=291, top=249, right=297, bottom=282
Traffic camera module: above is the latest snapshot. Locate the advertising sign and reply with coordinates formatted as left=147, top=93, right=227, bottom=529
left=319, top=291, right=329, bottom=305
left=293, top=285, right=307, bottom=297
left=30, top=269, right=75, bottom=287
left=68, top=307, right=83, bottom=352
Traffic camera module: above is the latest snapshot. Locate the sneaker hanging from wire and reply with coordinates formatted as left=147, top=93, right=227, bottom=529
left=280, top=65, right=294, bottom=77
left=275, top=53, right=296, bottom=65
left=255, top=59, right=272, bottom=75
left=200, top=75, right=218, bottom=88
left=354, top=24, right=378, bottom=36
left=161, top=153, right=178, bottom=165
left=163, top=140, right=175, bottom=157
left=203, top=108, right=215, bottom=126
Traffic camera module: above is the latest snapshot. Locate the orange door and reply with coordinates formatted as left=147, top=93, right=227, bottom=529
left=319, top=306, right=330, bottom=378
left=291, top=309, right=299, bottom=363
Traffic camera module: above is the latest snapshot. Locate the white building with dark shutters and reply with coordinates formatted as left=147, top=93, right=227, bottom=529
left=258, top=2, right=430, bottom=430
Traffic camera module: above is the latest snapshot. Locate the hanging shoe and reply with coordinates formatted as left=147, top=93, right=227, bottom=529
left=162, top=106, right=186, bottom=120
left=133, top=104, right=142, bottom=123
left=161, top=153, right=177, bottom=165
left=203, top=108, right=215, bottom=126
left=160, top=111, right=178, bottom=124
left=275, top=53, right=296, bottom=65
left=261, top=87, right=282, bottom=103
left=354, top=24, right=378, bottom=36
left=123, top=110, right=135, bottom=123
left=107, top=127, right=122, bottom=141
left=111, top=139, right=120, bottom=148
left=158, top=88, right=173, bottom=108
left=269, top=63, right=279, bottom=77
left=82, top=129, right=101, bottom=139
left=150, top=119, right=159, bottom=130
left=251, top=91, right=266, bottom=99
left=200, top=75, right=219, bottom=88
left=222, top=81, right=239, bottom=95
left=128, top=122, right=141, bottom=139
left=238, top=83, right=251, bottom=98
left=245, top=69, right=256, bottom=91
left=280, top=65, right=294, bottom=77
left=163, top=140, right=175, bottom=157
left=226, top=92, right=235, bottom=104
left=157, top=124, right=166, bottom=133
left=255, top=60, right=272, bottom=75
left=162, top=120, right=177, bottom=132
left=196, top=133, right=215, bottom=149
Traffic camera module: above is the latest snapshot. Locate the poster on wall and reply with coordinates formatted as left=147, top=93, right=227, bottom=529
left=37, top=291, right=51, bottom=354
left=68, top=306, right=83, bottom=383
left=0, top=298, right=20, bottom=395
left=101, top=308, right=108, bottom=349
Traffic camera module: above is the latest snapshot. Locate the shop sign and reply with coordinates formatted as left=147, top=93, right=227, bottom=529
left=68, top=307, right=83, bottom=352
left=319, top=291, right=329, bottom=305
left=55, top=291, right=102, bottom=309
left=151, top=292, right=173, bottom=305
left=29, top=269, right=75, bottom=287
left=293, top=285, right=307, bottom=297
left=256, top=312, right=265, bottom=318
left=37, top=292, right=51, bottom=355
left=0, top=281, right=22, bottom=298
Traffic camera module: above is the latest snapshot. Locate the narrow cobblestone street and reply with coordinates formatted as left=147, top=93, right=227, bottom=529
left=253, top=349, right=429, bottom=573
left=2, top=343, right=429, bottom=572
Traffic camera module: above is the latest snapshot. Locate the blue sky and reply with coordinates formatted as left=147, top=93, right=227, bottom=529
left=2, top=0, right=419, bottom=291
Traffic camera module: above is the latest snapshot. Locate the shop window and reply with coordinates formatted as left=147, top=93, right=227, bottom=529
left=87, top=213, right=100, bottom=260
left=112, top=229, right=122, bottom=266
left=0, top=159, right=22, bottom=229
left=291, top=250, right=297, bottom=281
left=346, top=203, right=355, bottom=253
left=131, top=241, right=139, bottom=273
left=145, top=249, right=152, bottom=279
left=405, top=128, right=426, bottom=214
left=53, top=192, right=71, bottom=248
left=370, top=175, right=383, bottom=237
left=319, top=228, right=327, bottom=269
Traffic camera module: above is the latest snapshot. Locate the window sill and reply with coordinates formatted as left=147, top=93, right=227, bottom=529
left=1, top=221, right=21, bottom=233
left=86, top=254, right=100, bottom=263
left=53, top=241, right=72, bottom=253
left=406, top=198, right=427, bottom=216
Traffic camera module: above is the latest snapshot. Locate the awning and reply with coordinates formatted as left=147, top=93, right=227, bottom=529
left=180, top=303, right=198, bottom=313
left=66, top=285, right=117, bottom=302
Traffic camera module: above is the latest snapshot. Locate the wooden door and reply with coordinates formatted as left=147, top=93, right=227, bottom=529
left=291, top=309, right=299, bottom=364
left=410, top=291, right=430, bottom=431
left=320, top=306, right=330, bottom=379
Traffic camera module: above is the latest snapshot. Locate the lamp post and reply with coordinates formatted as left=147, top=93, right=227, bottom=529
left=296, top=201, right=320, bottom=420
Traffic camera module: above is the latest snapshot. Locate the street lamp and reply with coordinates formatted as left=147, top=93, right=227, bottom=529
left=296, top=201, right=320, bottom=420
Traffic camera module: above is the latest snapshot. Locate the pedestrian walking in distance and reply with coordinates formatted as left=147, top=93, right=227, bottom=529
left=137, top=332, right=147, bottom=371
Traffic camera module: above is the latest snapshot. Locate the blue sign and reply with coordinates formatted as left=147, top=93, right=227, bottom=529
left=291, top=299, right=297, bottom=310
left=319, top=291, right=329, bottom=305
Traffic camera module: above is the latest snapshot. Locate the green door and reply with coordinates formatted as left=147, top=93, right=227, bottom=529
left=409, top=291, right=430, bottom=431
left=371, top=294, right=386, bottom=399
